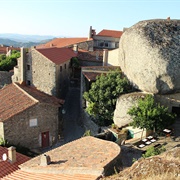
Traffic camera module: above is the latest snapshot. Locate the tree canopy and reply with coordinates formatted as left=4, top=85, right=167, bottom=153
left=0, top=50, right=20, bottom=71
left=128, top=95, right=176, bottom=132
left=83, top=70, right=133, bottom=126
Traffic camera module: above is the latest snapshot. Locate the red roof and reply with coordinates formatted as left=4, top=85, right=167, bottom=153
left=36, top=47, right=77, bottom=65
left=0, top=47, right=20, bottom=54
left=37, top=38, right=91, bottom=48
left=2, top=136, right=120, bottom=180
left=0, top=146, right=30, bottom=178
left=0, top=83, right=64, bottom=122
left=77, top=49, right=103, bottom=61
left=97, top=29, right=123, bottom=38
left=2, top=170, right=99, bottom=180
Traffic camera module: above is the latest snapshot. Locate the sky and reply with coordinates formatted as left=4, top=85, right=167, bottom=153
left=0, top=0, right=179, bottom=38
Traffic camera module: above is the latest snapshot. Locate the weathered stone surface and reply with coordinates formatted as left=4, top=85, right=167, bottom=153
left=113, top=92, right=149, bottom=127
left=119, top=19, right=180, bottom=94
left=0, top=71, right=13, bottom=88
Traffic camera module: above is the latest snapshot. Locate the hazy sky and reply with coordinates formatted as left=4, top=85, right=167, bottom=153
left=0, top=0, right=179, bottom=37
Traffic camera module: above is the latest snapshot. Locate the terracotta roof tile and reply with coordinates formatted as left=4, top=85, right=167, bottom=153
left=37, top=38, right=91, bottom=48
left=0, top=83, right=64, bottom=122
left=77, top=49, right=103, bottom=61
left=83, top=72, right=101, bottom=81
left=0, top=47, right=20, bottom=54
left=2, top=170, right=99, bottom=180
left=36, top=47, right=77, bottom=65
left=97, top=29, right=123, bottom=38
left=2, top=137, right=120, bottom=180
left=0, top=146, right=30, bottom=178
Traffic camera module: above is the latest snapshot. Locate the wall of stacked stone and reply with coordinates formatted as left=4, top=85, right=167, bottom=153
left=55, top=59, right=71, bottom=98
left=27, top=49, right=57, bottom=96
left=0, top=71, right=13, bottom=88
left=77, top=40, right=93, bottom=51
left=2, top=103, right=59, bottom=149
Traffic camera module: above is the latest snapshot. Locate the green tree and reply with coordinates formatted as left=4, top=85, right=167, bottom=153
left=128, top=95, right=176, bottom=133
left=83, top=70, right=133, bottom=126
left=0, top=50, right=20, bottom=71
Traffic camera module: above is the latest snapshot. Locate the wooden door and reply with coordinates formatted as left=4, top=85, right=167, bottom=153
left=42, top=131, right=49, bottom=148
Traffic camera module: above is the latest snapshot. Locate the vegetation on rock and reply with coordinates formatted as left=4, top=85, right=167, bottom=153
left=128, top=95, right=176, bottom=132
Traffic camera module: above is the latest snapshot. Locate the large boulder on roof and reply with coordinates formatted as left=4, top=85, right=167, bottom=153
left=119, top=19, right=180, bottom=94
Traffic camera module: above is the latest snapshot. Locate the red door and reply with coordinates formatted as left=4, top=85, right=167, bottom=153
left=42, top=131, right=49, bottom=148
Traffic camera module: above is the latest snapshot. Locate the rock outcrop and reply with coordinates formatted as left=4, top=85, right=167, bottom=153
left=113, top=92, right=149, bottom=127
left=102, top=146, right=180, bottom=180
left=119, top=19, right=180, bottom=94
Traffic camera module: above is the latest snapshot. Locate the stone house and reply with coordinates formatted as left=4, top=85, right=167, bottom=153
left=0, top=83, right=64, bottom=150
left=12, top=47, right=77, bottom=98
left=92, top=28, right=123, bottom=50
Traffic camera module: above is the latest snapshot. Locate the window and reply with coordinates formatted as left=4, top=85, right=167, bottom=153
left=105, top=42, right=109, bottom=47
left=60, top=66, right=62, bottom=72
left=27, top=80, right=31, bottom=86
left=29, top=118, right=37, bottom=127
left=98, top=41, right=109, bottom=48
left=27, top=65, right=30, bottom=70
left=64, top=64, right=66, bottom=69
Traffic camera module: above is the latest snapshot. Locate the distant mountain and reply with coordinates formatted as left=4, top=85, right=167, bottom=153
left=0, top=38, right=55, bottom=48
left=0, top=33, right=56, bottom=43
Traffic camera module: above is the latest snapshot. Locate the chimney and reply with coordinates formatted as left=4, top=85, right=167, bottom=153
left=20, top=47, right=26, bottom=84
left=8, top=146, right=16, bottom=164
left=40, top=154, right=51, bottom=166
left=103, top=49, right=108, bottom=66
left=88, top=26, right=92, bottom=40
left=73, top=44, right=78, bottom=53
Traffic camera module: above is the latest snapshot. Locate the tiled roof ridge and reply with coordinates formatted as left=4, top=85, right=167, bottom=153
left=101, top=29, right=122, bottom=32
left=13, top=82, right=39, bottom=103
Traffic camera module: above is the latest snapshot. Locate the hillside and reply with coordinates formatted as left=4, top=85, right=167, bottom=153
left=0, top=38, right=54, bottom=48
left=0, top=33, right=55, bottom=42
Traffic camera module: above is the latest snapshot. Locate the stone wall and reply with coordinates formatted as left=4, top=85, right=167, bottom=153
left=0, top=71, right=13, bottom=88
left=78, top=40, right=93, bottom=51
left=3, top=103, right=59, bottom=149
left=26, top=48, right=57, bottom=96
left=107, top=48, right=119, bottom=66
left=79, top=59, right=102, bottom=67
left=0, top=122, right=4, bottom=139
left=155, top=93, right=180, bottom=112
left=55, top=60, right=71, bottom=98
left=68, top=40, right=93, bottom=51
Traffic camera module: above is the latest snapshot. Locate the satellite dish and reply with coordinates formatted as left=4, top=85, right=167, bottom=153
left=2, top=153, right=7, bottom=161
